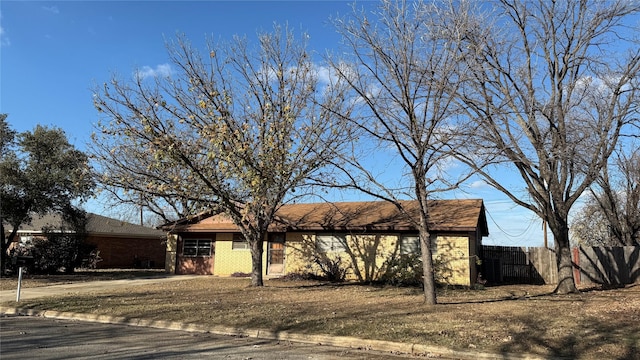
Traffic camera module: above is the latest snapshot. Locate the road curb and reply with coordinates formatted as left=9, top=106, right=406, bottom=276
left=1, top=306, right=547, bottom=360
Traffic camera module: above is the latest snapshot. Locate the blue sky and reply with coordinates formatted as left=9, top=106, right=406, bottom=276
left=1, top=1, right=550, bottom=246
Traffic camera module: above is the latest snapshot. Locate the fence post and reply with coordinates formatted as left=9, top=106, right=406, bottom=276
left=572, top=247, right=580, bottom=286
left=526, top=247, right=532, bottom=284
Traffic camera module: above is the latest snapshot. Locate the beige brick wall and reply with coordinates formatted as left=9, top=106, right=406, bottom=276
left=169, top=231, right=477, bottom=286
left=434, top=235, right=471, bottom=286
left=285, top=232, right=475, bottom=286
left=284, top=233, right=399, bottom=282
left=165, top=234, right=177, bottom=273
left=213, top=233, right=268, bottom=276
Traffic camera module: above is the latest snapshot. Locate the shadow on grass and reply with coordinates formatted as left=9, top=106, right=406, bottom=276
left=440, top=283, right=640, bottom=305
left=268, top=279, right=389, bottom=290
left=441, top=290, right=556, bottom=305
left=10, top=278, right=639, bottom=359
left=498, top=313, right=639, bottom=359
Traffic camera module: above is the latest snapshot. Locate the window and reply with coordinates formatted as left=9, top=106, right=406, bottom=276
left=232, top=233, right=250, bottom=250
left=316, top=233, right=347, bottom=252
left=182, top=239, right=212, bottom=257
left=400, top=235, right=420, bottom=255
left=399, top=234, right=437, bottom=255
left=19, top=235, right=34, bottom=247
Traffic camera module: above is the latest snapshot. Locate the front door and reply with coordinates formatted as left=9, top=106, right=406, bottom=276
left=267, top=233, right=285, bottom=275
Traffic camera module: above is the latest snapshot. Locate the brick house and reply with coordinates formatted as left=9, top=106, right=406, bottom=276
left=162, top=199, right=489, bottom=286
left=7, top=213, right=166, bottom=269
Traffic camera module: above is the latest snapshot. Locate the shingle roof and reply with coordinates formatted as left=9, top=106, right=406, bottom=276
left=9, top=213, right=165, bottom=239
left=169, top=199, right=489, bottom=236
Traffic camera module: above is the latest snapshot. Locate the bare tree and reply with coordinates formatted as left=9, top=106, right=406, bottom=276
left=91, top=26, right=353, bottom=286
left=90, top=136, right=202, bottom=224
left=573, top=145, right=640, bottom=246
left=570, top=196, right=613, bottom=247
left=594, top=145, right=640, bottom=247
left=456, top=0, right=640, bottom=293
left=327, top=0, right=480, bottom=304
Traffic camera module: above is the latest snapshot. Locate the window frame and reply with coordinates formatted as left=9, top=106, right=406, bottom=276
left=232, top=233, right=250, bottom=250
left=181, top=238, right=213, bottom=257
left=19, top=235, right=35, bottom=247
left=399, top=234, right=421, bottom=255
left=315, top=233, right=347, bottom=252
left=399, top=234, right=437, bottom=255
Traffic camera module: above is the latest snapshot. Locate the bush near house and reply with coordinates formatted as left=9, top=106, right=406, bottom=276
left=311, top=253, right=350, bottom=282
left=379, top=253, right=423, bottom=287
left=10, top=233, right=100, bottom=275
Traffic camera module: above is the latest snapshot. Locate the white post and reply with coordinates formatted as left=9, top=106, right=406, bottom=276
left=16, top=266, right=23, bottom=302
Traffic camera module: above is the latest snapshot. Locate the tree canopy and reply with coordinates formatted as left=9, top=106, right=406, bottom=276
left=91, top=26, right=354, bottom=286
left=455, top=0, right=640, bottom=293
left=572, top=145, right=640, bottom=247
left=0, top=115, right=94, bottom=271
left=327, top=0, right=479, bottom=304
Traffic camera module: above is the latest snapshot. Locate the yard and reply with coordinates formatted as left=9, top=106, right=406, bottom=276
left=1, top=274, right=639, bottom=359
left=0, top=269, right=166, bottom=290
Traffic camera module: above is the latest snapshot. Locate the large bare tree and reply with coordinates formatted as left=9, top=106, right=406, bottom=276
left=596, top=146, right=640, bottom=246
left=572, top=144, right=640, bottom=246
left=456, top=0, right=640, bottom=293
left=91, top=26, right=353, bottom=286
left=90, top=134, right=202, bottom=225
left=327, top=0, right=480, bottom=304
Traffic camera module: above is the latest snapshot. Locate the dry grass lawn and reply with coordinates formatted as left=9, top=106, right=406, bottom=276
left=0, top=269, right=166, bottom=291
left=2, top=275, right=639, bottom=359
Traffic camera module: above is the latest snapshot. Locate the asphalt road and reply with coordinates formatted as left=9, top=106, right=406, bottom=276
left=0, top=315, right=416, bottom=360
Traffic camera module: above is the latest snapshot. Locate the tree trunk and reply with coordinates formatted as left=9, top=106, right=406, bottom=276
left=414, top=168, right=437, bottom=305
left=1, top=225, right=18, bottom=274
left=420, top=228, right=437, bottom=305
left=0, top=237, right=6, bottom=274
left=550, top=216, right=578, bottom=294
left=0, top=223, right=6, bottom=273
left=249, top=236, right=264, bottom=287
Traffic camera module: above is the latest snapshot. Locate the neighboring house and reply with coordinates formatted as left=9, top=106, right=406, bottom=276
left=162, top=199, right=489, bottom=286
left=6, top=213, right=166, bottom=269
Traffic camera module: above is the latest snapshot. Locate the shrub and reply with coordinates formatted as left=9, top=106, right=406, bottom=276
left=432, top=255, right=456, bottom=286
left=379, top=253, right=423, bottom=287
left=230, top=272, right=251, bottom=278
left=312, top=254, right=349, bottom=282
left=28, top=233, right=99, bottom=274
left=79, top=248, right=102, bottom=270
left=275, top=272, right=323, bottom=281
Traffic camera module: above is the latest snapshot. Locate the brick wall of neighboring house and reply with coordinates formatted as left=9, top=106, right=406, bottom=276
left=85, top=235, right=166, bottom=269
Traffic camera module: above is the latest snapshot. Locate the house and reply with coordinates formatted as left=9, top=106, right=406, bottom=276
left=6, top=213, right=166, bottom=269
left=162, top=199, right=489, bottom=286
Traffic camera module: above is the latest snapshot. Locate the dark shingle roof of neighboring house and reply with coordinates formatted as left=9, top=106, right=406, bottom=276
left=8, top=213, right=165, bottom=239
left=165, top=199, right=489, bottom=236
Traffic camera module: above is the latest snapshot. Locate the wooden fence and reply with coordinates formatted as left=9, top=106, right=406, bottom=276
left=479, top=245, right=639, bottom=286
left=573, top=246, right=640, bottom=286
left=479, top=245, right=556, bottom=285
